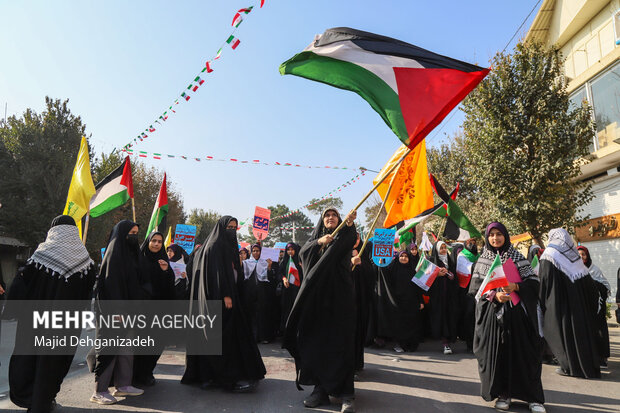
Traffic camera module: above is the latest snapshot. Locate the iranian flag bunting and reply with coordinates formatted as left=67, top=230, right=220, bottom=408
left=227, top=35, right=240, bottom=50
left=145, top=173, right=169, bottom=238
left=181, top=92, right=190, bottom=101
left=205, top=61, right=214, bottom=73
left=89, top=156, right=133, bottom=218
left=280, top=27, right=489, bottom=149
left=412, top=255, right=441, bottom=291
left=475, top=254, right=509, bottom=301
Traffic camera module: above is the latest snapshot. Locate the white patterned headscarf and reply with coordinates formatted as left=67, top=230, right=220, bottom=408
left=540, top=228, right=589, bottom=282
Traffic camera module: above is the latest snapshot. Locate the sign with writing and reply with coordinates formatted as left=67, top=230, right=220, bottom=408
left=252, top=206, right=271, bottom=241
left=575, top=213, right=620, bottom=242
left=372, top=228, right=396, bottom=267
left=174, top=224, right=197, bottom=254
left=274, top=241, right=288, bottom=250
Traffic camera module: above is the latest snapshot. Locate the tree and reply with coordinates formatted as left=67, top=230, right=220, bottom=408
left=306, top=197, right=343, bottom=217
left=187, top=208, right=221, bottom=244
left=0, top=97, right=92, bottom=245
left=363, top=194, right=387, bottom=231
left=238, top=204, right=315, bottom=247
left=460, top=41, right=594, bottom=245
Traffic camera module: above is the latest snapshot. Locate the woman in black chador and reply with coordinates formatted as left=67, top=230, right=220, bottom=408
left=471, top=222, right=545, bottom=413
left=133, top=231, right=175, bottom=386
left=351, top=232, right=375, bottom=371
left=427, top=241, right=459, bottom=354
left=167, top=243, right=190, bottom=300
left=92, top=220, right=144, bottom=405
left=539, top=228, right=600, bottom=379
left=376, top=250, right=424, bottom=353
left=279, top=242, right=303, bottom=334
left=6, top=215, right=96, bottom=413
left=181, top=216, right=265, bottom=392
left=283, top=208, right=358, bottom=413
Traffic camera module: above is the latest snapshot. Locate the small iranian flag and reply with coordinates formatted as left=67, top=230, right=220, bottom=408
left=456, top=249, right=478, bottom=288
left=287, top=258, right=300, bottom=287
left=475, top=254, right=509, bottom=301
left=214, top=48, right=222, bottom=60
left=531, top=255, right=539, bottom=275
left=227, top=35, right=240, bottom=50
left=89, top=156, right=133, bottom=218
left=181, top=92, right=190, bottom=101
left=412, top=255, right=441, bottom=291
left=232, top=6, right=253, bottom=27
left=205, top=61, right=214, bottom=73
left=149, top=125, right=156, bottom=132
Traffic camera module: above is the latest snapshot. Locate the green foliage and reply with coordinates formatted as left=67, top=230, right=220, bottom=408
left=0, top=97, right=90, bottom=245
left=186, top=208, right=221, bottom=244
left=460, top=42, right=594, bottom=244
left=238, top=204, right=315, bottom=247
left=306, top=197, right=343, bottom=217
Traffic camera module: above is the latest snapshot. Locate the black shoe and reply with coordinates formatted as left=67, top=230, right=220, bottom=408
left=555, top=368, right=569, bottom=376
left=304, top=386, right=329, bottom=408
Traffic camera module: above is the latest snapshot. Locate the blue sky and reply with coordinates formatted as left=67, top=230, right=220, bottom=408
left=0, top=0, right=540, bottom=225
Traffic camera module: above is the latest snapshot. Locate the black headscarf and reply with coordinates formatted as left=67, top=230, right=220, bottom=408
left=97, top=220, right=141, bottom=301
left=464, top=240, right=479, bottom=256
left=167, top=243, right=190, bottom=263
left=576, top=246, right=592, bottom=268
left=140, top=232, right=168, bottom=262
left=528, top=244, right=541, bottom=263
left=484, top=222, right=511, bottom=254
left=138, top=231, right=174, bottom=299
left=280, top=242, right=303, bottom=281
left=50, top=215, right=76, bottom=228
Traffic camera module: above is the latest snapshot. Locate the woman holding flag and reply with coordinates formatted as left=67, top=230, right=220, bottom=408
left=471, top=222, right=545, bottom=413
left=279, top=242, right=302, bottom=334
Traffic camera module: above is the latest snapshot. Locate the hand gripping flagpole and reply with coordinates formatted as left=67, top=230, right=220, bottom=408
left=352, top=162, right=400, bottom=270
left=331, top=147, right=413, bottom=239
left=82, top=207, right=91, bottom=245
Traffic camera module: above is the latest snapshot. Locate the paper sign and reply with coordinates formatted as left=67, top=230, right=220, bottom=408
left=372, top=228, right=396, bottom=267
left=174, top=224, right=197, bottom=254
left=503, top=258, right=522, bottom=305
left=274, top=241, right=288, bottom=250
left=259, top=247, right=280, bottom=262
left=252, top=206, right=271, bottom=241
left=169, top=261, right=187, bottom=281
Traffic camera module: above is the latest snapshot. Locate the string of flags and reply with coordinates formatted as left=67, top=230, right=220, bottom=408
left=121, top=148, right=365, bottom=171
left=121, top=1, right=265, bottom=151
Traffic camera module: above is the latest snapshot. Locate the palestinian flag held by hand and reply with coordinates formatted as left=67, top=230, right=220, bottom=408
left=430, top=174, right=481, bottom=241
left=280, top=27, right=489, bottom=149
left=90, top=156, right=134, bottom=218
left=146, top=173, right=168, bottom=238
left=475, top=254, right=509, bottom=301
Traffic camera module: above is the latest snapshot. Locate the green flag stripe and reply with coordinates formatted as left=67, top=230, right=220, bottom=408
left=447, top=199, right=481, bottom=238
left=90, top=190, right=129, bottom=218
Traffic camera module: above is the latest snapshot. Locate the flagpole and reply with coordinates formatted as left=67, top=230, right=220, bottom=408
left=155, top=208, right=160, bottom=233
left=131, top=197, right=136, bottom=222
left=331, top=147, right=412, bottom=238
left=82, top=208, right=91, bottom=245
left=352, top=165, right=400, bottom=270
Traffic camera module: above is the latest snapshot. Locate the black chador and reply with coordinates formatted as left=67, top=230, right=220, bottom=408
left=351, top=234, right=375, bottom=370
left=539, top=228, right=600, bottom=379
left=427, top=241, right=459, bottom=344
left=181, top=216, right=265, bottom=392
left=6, top=215, right=96, bottom=413
left=376, top=250, right=423, bottom=352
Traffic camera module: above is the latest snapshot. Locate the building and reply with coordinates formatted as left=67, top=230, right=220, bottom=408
left=526, top=0, right=620, bottom=296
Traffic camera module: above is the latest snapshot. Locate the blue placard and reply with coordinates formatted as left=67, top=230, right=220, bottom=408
left=100, top=248, right=106, bottom=260
left=274, top=242, right=288, bottom=250
left=174, top=224, right=197, bottom=254
left=372, top=228, right=396, bottom=267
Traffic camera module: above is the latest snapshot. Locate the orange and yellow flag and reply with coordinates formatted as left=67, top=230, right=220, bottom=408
left=62, top=136, right=96, bottom=238
left=373, top=140, right=434, bottom=228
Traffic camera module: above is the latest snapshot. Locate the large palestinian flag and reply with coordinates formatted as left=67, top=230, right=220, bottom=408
left=90, top=156, right=133, bottom=218
left=430, top=174, right=482, bottom=241
left=280, top=27, right=489, bottom=149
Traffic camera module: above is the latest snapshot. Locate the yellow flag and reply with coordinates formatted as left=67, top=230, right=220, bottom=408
left=62, top=136, right=96, bottom=238
left=164, top=226, right=173, bottom=248
left=373, top=140, right=434, bottom=228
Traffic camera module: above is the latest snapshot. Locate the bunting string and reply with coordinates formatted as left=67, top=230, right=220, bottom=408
left=121, top=1, right=265, bottom=151
left=121, top=148, right=366, bottom=171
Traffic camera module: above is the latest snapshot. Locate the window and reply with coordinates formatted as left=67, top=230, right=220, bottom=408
left=569, top=86, right=594, bottom=153
left=590, top=61, right=620, bottom=150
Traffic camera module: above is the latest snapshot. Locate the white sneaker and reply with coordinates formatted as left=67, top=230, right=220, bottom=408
left=443, top=345, right=453, bottom=355
left=529, top=403, right=546, bottom=413
left=112, top=385, right=144, bottom=396
left=393, top=345, right=404, bottom=353
left=494, top=397, right=511, bottom=410
left=90, top=392, right=118, bottom=405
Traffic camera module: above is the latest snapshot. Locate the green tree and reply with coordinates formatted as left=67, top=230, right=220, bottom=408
left=186, top=208, right=221, bottom=244
left=305, top=197, right=344, bottom=217
left=0, top=97, right=91, bottom=245
left=460, top=41, right=594, bottom=245
left=238, top=204, right=314, bottom=247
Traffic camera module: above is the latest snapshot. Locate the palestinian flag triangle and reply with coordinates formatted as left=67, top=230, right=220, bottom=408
left=146, top=173, right=168, bottom=238
left=280, top=27, right=489, bottom=149
left=90, top=156, right=133, bottom=218
left=430, top=174, right=482, bottom=241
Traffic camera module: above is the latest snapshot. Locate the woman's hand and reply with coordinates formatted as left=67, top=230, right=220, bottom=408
left=181, top=272, right=187, bottom=279
left=351, top=256, right=362, bottom=266
left=345, top=210, right=357, bottom=227
left=438, top=267, right=448, bottom=277
left=224, top=296, right=232, bottom=309
left=318, top=234, right=334, bottom=246
left=502, top=282, right=519, bottom=294
left=158, top=260, right=169, bottom=271
left=283, top=278, right=290, bottom=288
left=419, top=303, right=424, bottom=310
left=495, top=291, right=511, bottom=303
left=267, top=258, right=273, bottom=270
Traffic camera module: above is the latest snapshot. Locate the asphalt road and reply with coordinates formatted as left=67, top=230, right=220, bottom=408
left=0, top=321, right=618, bottom=413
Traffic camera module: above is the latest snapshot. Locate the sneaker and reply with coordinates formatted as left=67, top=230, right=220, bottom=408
left=443, top=345, right=453, bottom=355
left=494, top=397, right=511, bottom=410
left=90, top=392, right=118, bottom=405
left=529, top=402, right=546, bottom=413
left=341, top=398, right=356, bottom=413
left=303, top=386, right=329, bottom=408
left=393, top=345, right=404, bottom=353
left=112, top=385, right=144, bottom=396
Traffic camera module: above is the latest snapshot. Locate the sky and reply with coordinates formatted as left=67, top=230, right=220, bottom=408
left=0, top=0, right=542, bottom=227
